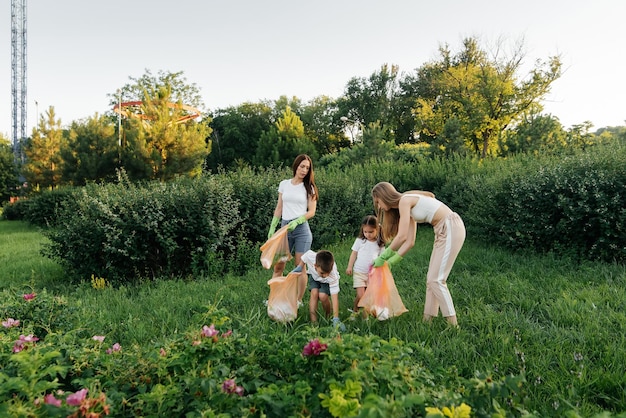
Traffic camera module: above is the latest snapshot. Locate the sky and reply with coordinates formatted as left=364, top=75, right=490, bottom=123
left=2, top=0, right=625, bottom=141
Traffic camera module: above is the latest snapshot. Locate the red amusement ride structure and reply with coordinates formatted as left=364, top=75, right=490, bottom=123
left=113, top=101, right=201, bottom=123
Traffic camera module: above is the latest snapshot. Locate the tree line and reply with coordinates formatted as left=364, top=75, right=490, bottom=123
left=1, top=36, right=624, bottom=202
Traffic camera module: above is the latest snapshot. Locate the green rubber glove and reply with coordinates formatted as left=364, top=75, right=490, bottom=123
left=287, top=215, right=307, bottom=231
left=267, top=216, right=280, bottom=239
left=373, top=246, right=397, bottom=267
left=387, top=253, right=403, bottom=267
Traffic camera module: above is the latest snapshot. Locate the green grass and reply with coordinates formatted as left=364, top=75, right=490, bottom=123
left=1, top=219, right=626, bottom=415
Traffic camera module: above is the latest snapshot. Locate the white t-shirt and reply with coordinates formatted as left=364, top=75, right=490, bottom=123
left=351, top=238, right=384, bottom=273
left=301, top=250, right=340, bottom=295
left=278, top=179, right=308, bottom=221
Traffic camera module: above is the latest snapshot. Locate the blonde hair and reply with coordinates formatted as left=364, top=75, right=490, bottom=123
left=371, top=182, right=402, bottom=244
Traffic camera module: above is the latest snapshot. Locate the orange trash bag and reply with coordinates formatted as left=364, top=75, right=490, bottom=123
left=266, top=271, right=300, bottom=322
left=259, top=225, right=292, bottom=269
left=358, top=263, right=408, bottom=320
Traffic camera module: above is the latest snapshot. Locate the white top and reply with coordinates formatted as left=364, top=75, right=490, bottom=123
left=351, top=238, right=384, bottom=273
left=301, top=250, right=340, bottom=295
left=278, top=179, right=309, bottom=221
left=405, top=194, right=443, bottom=224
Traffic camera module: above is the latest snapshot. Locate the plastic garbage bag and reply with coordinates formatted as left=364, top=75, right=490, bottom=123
left=260, top=225, right=292, bottom=269
left=358, top=263, right=408, bottom=320
left=266, top=271, right=300, bottom=322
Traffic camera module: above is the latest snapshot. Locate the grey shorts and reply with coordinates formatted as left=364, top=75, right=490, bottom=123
left=281, top=219, right=312, bottom=254
left=308, top=275, right=330, bottom=295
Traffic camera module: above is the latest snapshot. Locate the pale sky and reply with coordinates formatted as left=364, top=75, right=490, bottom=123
left=2, top=0, right=625, bottom=140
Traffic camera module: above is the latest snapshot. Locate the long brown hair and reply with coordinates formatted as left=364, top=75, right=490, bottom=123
left=358, top=214, right=385, bottom=247
left=292, top=154, right=319, bottom=201
left=371, top=182, right=402, bottom=243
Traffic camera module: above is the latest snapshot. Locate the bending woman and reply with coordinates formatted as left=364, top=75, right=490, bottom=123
left=371, top=182, right=465, bottom=326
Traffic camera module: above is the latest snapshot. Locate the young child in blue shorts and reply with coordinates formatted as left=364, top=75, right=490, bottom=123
left=294, top=249, right=344, bottom=329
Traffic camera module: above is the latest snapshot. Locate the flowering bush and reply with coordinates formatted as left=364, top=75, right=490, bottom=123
left=0, top=295, right=594, bottom=417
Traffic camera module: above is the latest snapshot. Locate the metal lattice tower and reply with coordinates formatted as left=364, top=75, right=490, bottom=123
left=11, top=0, right=27, bottom=164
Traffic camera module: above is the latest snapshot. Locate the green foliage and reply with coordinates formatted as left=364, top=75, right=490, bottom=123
left=254, top=106, right=318, bottom=166
left=23, top=107, right=65, bottom=190
left=3, top=187, right=80, bottom=227
left=61, top=114, right=120, bottom=185
left=41, top=174, right=241, bottom=283
left=219, top=165, right=286, bottom=245
left=1, top=288, right=77, bottom=338
left=412, top=37, right=562, bottom=158
left=0, top=299, right=543, bottom=417
left=0, top=135, right=19, bottom=204
left=2, top=221, right=626, bottom=416
left=471, top=146, right=626, bottom=262
left=119, top=87, right=211, bottom=181
left=206, top=102, right=274, bottom=170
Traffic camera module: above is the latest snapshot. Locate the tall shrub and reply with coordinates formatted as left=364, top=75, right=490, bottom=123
left=42, top=175, right=241, bottom=283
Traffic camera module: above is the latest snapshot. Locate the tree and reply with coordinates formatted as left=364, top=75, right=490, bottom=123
left=337, top=64, right=400, bottom=135
left=120, top=87, right=211, bottom=181
left=566, top=121, right=596, bottom=151
left=206, top=101, right=274, bottom=170
left=23, top=107, right=65, bottom=190
left=412, top=37, right=562, bottom=158
left=60, top=114, right=120, bottom=185
left=110, top=69, right=204, bottom=112
left=0, top=134, right=19, bottom=203
left=300, top=95, right=350, bottom=155
left=254, top=106, right=316, bottom=166
left=500, top=113, right=567, bottom=156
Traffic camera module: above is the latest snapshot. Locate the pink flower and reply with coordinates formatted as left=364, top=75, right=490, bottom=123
left=2, top=318, right=20, bottom=328
left=221, top=379, right=236, bottom=393
left=44, top=393, right=62, bottom=407
left=221, top=378, right=244, bottom=396
left=66, top=388, right=88, bottom=406
left=106, top=343, right=121, bottom=354
left=222, top=330, right=232, bottom=338
left=12, top=341, right=24, bottom=353
left=92, top=335, right=105, bottom=342
left=19, top=334, right=39, bottom=343
left=23, top=293, right=36, bottom=301
left=160, top=348, right=167, bottom=357
left=302, top=338, right=328, bottom=356
left=201, top=324, right=218, bottom=338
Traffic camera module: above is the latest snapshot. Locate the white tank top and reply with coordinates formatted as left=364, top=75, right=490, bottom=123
left=404, top=194, right=442, bottom=224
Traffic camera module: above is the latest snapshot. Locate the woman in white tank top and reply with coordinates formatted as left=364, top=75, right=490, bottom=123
left=371, top=182, right=466, bottom=327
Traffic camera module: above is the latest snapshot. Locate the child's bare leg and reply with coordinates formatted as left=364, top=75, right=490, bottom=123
left=294, top=252, right=306, bottom=301
left=353, top=287, right=365, bottom=311
left=297, top=273, right=307, bottom=304
left=309, top=289, right=319, bottom=322
left=319, top=293, right=331, bottom=318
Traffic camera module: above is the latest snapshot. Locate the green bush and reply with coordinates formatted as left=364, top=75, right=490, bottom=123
left=0, top=198, right=31, bottom=221
left=0, top=300, right=545, bottom=417
left=471, top=147, right=626, bottom=263
left=42, top=175, right=242, bottom=283
left=0, top=187, right=80, bottom=226
left=25, top=144, right=626, bottom=284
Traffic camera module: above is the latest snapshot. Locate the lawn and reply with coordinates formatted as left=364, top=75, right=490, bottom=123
left=1, top=219, right=625, bottom=416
